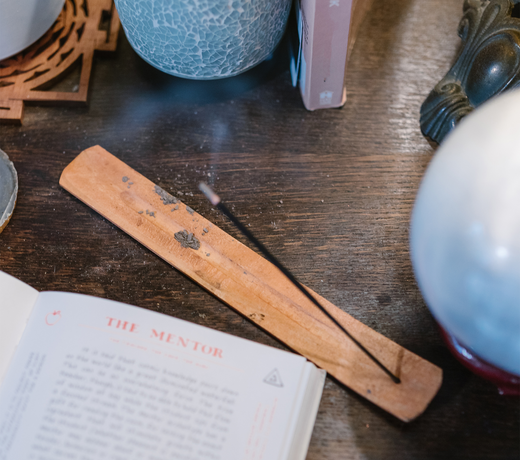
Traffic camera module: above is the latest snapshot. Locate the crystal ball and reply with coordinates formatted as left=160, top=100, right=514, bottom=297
left=411, top=89, right=520, bottom=377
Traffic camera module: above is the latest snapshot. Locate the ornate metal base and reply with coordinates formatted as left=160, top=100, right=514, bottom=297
left=439, top=326, right=520, bottom=396
left=420, top=0, right=520, bottom=144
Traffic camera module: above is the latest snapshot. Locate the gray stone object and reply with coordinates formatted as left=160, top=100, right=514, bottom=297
left=0, top=149, right=18, bottom=233
left=114, top=0, right=292, bottom=79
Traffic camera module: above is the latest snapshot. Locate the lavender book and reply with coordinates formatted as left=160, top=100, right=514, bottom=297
left=0, top=271, right=325, bottom=460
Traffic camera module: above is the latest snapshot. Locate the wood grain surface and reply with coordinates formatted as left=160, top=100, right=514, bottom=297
left=1, top=0, right=519, bottom=458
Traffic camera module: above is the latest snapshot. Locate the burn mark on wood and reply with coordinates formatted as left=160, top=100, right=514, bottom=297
left=249, top=313, right=265, bottom=322
left=376, top=295, right=392, bottom=306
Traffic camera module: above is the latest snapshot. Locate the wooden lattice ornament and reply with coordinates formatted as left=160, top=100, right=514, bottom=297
left=0, top=0, right=119, bottom=124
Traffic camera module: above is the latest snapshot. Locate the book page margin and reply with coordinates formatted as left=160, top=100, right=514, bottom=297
left=0, top=271, right=39, bottom=384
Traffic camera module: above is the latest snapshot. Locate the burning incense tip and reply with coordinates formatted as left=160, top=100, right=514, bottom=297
left=199, top=182, right=221, bottom=206
left=198, top=183, right=400, bottom=384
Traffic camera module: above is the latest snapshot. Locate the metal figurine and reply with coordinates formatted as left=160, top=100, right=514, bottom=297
left=420, top=0, right=520, bottom=144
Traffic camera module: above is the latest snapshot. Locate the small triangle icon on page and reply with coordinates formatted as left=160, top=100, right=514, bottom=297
left=263, top=369, right=283, bottom=387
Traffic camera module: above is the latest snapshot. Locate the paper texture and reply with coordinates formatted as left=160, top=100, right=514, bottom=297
left=0, top=291, right=319, bottom=460
left=0, top=271, right=39, bottom=384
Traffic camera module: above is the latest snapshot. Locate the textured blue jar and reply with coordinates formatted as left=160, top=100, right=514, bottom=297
left=114, top=0, right=292, bottom=79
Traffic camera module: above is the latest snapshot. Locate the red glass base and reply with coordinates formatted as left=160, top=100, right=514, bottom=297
left=439, top=326, right=520, bottom=396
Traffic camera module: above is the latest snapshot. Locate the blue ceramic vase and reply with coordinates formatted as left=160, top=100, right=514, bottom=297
left=114, top=0, right=292, bottom=79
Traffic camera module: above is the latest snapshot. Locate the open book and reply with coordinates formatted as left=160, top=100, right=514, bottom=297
left=0, top=271, right=325, bottom=460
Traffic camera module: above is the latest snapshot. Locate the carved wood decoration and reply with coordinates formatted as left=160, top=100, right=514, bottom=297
left=420, top=0, right=520, bottom=144
left=0, top=0, right=119, bottom=124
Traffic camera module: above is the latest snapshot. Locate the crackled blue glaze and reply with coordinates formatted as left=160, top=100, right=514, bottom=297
left=114, top=0, right=291, bottom=79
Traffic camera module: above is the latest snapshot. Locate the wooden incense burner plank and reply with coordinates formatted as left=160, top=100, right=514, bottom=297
left=59, top=146, right=442, bottom=422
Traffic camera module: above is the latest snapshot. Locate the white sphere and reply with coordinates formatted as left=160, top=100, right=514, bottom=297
left=411, top=89, right=520, bottom=376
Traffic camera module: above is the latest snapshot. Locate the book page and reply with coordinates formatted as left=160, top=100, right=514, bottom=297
left=0, top=271, right=39, bottom=384
left=284, top=362, right=326, bottom=460
left=0, top=292, right=317, bottom=460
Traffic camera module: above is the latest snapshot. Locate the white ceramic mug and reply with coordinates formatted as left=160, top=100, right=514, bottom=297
left=0, top=0, right=65, bottom=60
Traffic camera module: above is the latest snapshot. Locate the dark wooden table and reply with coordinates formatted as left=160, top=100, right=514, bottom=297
left=1, top=0, right=519, bottom=458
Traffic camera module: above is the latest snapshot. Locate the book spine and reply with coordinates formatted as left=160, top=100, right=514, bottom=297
left=299, top=0, right=355, bottom=111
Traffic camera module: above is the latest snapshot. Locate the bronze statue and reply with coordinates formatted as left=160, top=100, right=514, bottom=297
left=421, top=0, right=520, bottom=143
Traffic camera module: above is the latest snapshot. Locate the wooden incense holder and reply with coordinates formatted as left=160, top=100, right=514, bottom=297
left=60, top=146, right=443, bottom=422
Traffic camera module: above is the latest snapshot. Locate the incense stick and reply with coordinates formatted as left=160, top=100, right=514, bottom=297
left=199, top=182, right=401, bottom=384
